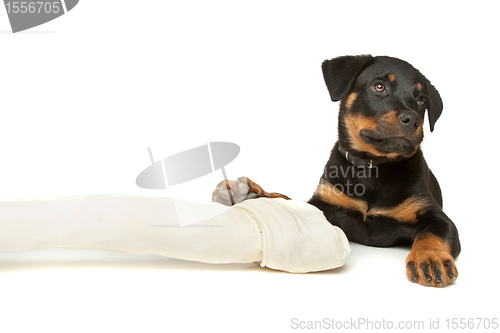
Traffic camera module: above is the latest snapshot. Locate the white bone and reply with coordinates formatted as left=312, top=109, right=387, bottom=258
left=0, top=196, right=350, bottom=273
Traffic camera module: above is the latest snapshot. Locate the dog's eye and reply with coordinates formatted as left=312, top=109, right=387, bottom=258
left=417, top=95, right=426, bottom=106
left=373, top=84, right=386, bottom=93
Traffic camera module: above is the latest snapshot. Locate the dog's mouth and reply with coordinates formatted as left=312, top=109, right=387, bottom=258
left=360, top=130, right=419, bottom=156
left=343, top=113, right=423, bottom=158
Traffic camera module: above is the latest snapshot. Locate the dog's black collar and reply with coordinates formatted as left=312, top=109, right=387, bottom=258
left=338, top=146, right=382, bottom=168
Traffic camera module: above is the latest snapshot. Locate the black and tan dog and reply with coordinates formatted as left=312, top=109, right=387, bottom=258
left=212, top=55, right=460, bottom=287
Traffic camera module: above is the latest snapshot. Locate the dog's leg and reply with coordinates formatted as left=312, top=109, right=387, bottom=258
left=212, top=177, right=290, bottom=206
left=406, top=233, right=458, bottom=287
left=405, top=208, right=460, bottom=287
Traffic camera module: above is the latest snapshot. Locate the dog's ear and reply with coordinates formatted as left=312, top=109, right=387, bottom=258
left=322, top=55, right=374, bottom=102
left=422, top=77, right=443, bottom=132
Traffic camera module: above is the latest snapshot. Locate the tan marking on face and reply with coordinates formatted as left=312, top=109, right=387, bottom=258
left=388, top=74, right=396, bottom=82
left=367, top=195, right=432, bottom=223
left=315, top=182, right=368, bottom=214
left=417, top=83, right=422, bottom=91
left=345, top=92, right=357, bottom=111
left=406, top=122, right=423, bottom=157
left=344, top=114, right=399, bottom=158
left=416, top=121, right=423, bottom=135
left=379, top=110, right=400, bottom=127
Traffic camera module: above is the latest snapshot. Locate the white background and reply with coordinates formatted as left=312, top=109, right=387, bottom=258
left=1, top=1, right=499, bottom=332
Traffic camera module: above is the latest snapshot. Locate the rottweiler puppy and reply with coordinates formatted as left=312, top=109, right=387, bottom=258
left=212, top=55, right=460, bottom=287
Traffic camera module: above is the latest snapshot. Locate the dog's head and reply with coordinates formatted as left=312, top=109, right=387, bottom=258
left=322, top=55, right=443, bottom=159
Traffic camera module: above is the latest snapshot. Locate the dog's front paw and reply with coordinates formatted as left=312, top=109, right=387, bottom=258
left=211, top=177, right=258, bottom=206
left=406, top=249, right=458, bottom=288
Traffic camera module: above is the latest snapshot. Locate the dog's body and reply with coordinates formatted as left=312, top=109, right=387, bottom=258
left=212, top=55, right=460, bottom=287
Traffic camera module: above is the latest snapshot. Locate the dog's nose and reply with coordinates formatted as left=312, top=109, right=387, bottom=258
left=398, top=111, right=421, bottom=131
